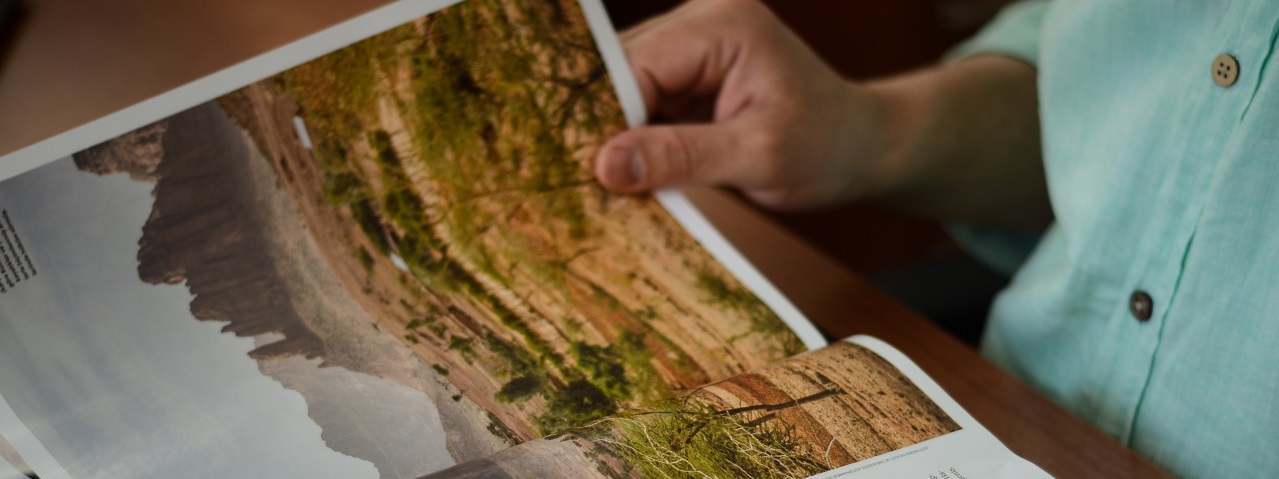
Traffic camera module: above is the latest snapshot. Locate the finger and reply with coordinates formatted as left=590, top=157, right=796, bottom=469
left=594, top=120, right=759, bottom=192
left=620, top=1, right=754, bottom=121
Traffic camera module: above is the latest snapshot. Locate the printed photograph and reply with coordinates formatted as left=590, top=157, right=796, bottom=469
left=425, top=341, right=962, bottom=478
left=0, top=0, right=807, bottom=478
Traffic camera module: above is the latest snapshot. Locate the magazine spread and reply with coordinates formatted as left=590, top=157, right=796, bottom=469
left=0, top=0, right=1048, bottom=478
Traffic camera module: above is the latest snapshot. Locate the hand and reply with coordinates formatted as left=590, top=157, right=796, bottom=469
left=593, top=0, right=888, bottom=211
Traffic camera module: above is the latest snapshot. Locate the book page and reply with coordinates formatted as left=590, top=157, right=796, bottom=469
left=423, top=336, right=1052, bottom=478
left=0, top=1, right=824, bottom=478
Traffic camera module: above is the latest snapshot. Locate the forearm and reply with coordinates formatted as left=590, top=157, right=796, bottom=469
left=864, top=55, right=1050, bottom=228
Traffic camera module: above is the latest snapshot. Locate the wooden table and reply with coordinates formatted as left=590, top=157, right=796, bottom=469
left=0, top=0, right=1171, bottom=477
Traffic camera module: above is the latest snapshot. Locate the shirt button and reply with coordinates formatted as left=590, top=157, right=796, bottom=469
left=1212, top=54, right=1239, bottom=87
left=1130, top=291, right=1154, bottom=322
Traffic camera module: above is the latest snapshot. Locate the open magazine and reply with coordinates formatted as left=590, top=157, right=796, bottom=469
left=0, top=0, right=1049, bottom=477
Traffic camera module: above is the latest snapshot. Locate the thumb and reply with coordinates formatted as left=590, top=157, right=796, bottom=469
left=595, top=122, right=751, bottom=193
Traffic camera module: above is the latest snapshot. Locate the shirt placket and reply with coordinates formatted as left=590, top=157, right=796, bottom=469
left=1080, top=0, right=1276, bottom=445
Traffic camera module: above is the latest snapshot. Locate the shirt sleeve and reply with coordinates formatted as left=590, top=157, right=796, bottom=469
left=944, top=0, right=1052, bottom=276
left=946, top=0, right=1051, bottom=66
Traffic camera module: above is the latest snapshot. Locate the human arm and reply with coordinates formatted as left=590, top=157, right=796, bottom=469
left=593, top=0, right=1050, bottom=228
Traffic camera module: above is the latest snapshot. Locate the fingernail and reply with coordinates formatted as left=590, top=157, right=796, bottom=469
left=627, top=149, right=646, bottom=188
left=607, top=147, right=644, bottom=189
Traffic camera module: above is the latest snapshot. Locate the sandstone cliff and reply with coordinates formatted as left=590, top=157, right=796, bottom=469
left=75, top=103, right=324, bottom=360
left=72, top=122, right=167, bottom=182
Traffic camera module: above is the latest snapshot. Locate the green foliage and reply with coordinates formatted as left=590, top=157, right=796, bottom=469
left=427, top=323, right=448, bottom=339
left=406, top=0, right=616, bottom=260
left=432, top=364, right=450, bottom=376
left=616, top=331, right=678, bottom=403
left=588, top=401, right=827, bottom=479
left=538, top=332, right=669, bottom=434
left=357, top=246, right=375, bottom=273
left=368, top=130, right=432, bottom=249
left=695, top=269, right=758, bottom=312
left=473, top=292, right=556, bottom=361
left=368, top=130, right=399, bottom=167
left=536, top=379, right=617, bottom=435
left=350, top=199, right=392, bottom=254
left=569, top=342, right=628, bottom=400
left=496, top=375, right=545, bottom=403
left=276, top=25, right=409, bottom=141
left=324, top=170, right=365, bottom=205
left=447, top=336, right=476, bottom=355
left=484, top=332, right=540, bottom=379
left=588, top=283, right=625, bottom=312
left=696, top=267, right=804, bottom=355
left=383, top=189, right=427, bottom=228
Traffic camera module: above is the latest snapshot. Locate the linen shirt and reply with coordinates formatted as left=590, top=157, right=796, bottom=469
left=956, top=1, right=1279, bottom=477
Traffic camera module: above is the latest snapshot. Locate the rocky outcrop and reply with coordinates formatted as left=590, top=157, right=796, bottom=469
left=76, top=102, right=323, bottom=360
left=72, top=122, right=167, bottom=182
left=144, top=103, right=324, bottom=359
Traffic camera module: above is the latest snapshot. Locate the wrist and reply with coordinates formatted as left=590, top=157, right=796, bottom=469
left=855, top=73, right=933, bottom=201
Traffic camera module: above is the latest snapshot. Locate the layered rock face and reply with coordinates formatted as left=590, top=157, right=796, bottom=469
left=73, top=103, right=323, bottom=360
left=73, top=122, right=167, bottom=182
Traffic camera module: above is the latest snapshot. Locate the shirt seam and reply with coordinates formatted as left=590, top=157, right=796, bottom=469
left=1124, top=214, right=1202, bottom=447
left=1240, top=14, right=1279, bottom=120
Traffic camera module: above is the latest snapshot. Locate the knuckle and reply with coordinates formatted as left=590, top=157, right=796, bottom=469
left=660, top=128, right=698, bottom=183
left=748, top=130, right=786, bottom=181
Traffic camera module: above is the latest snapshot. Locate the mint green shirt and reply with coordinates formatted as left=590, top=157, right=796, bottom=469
left=956, top=2, right=1279, bottom=477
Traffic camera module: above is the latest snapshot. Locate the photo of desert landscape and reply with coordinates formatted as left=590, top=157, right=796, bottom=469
left=424, top=340, right=962, bottom=478
left=58, top=0, right=807, bottom=476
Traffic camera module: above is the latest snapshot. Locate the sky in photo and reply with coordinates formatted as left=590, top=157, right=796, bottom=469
left=0, top=158, right=379, bottom=479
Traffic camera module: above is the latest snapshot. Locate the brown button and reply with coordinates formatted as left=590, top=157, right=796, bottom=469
left=1130, top=291, right=1154, bottom=322
left=1212, top=54, right=1239, bottom=87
